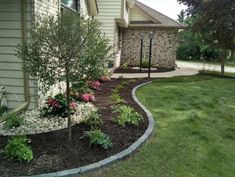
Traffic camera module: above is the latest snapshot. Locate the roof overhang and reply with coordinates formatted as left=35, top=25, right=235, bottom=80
left=115, top=18, right=128, bottom=28
left=129, top=24, right=187, bottom=29
left=87, top=0, right=99, bottom=16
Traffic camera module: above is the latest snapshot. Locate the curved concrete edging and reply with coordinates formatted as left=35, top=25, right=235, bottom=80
left=27, top=81, right=154, bottom=177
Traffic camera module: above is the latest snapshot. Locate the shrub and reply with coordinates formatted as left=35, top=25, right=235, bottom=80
left=141, top=59, right=153, bottom=68
left=113, top=105, right=143, bottom=127
left=110, top=93, right=126, bottom=104
left=118, top=76, right=124, bottom=79
left=3, top=112, right=24, bottom=130
left=0, top=106, right=7, bottom=116
left=4, top=136, right=33, bottom=162
left=85, top=129, right=113, bottom=150
left=84, top=111, right=103, bottom=129
left=72, top=81, right=92, bottom=96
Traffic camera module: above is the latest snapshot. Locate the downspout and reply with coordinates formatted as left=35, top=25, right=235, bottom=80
left=13, top=0, right=30, bottom=112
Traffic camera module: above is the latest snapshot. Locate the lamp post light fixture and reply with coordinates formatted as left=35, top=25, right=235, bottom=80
left=139, top=34, right=144, bottom=71
left=148, top=31, right=154, bottom=78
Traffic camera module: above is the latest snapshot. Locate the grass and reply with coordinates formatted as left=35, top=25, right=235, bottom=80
left=200, top=70, right=235, bottom=77
left=82, top=75, right=235, bottom=177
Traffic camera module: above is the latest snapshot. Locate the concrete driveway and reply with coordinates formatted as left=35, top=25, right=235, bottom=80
left=176, top=60, right=235, bottom=73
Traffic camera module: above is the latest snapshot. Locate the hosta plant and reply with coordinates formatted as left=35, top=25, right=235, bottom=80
left=84, top=111, right=103, bottom=130
left=4, top=136, right=33, bottom=162
left=85, top=129, right=113, bottom=150
left=112, top=105, right=143, bottom=127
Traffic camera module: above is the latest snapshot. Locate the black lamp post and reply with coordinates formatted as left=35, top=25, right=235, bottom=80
left=148, top=32, right=154, bottom=78
left=139, top=34, right=144, bottom=71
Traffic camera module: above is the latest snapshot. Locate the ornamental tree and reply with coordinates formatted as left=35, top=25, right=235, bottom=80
left=17, top=12, right=112, bottom=141
left=178, top=0, right=235, bottom=74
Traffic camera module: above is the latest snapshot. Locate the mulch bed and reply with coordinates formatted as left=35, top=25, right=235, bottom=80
left=0, top=78, right=150, bottom=177
left=114, top=67, right=175, bottom=73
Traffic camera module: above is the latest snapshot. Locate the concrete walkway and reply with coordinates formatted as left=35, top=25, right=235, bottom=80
left=111, top=61, right=235, bottom=79
left=176, top=60, right=235, bottom=73
left=111, top=68, right=199, bottom=78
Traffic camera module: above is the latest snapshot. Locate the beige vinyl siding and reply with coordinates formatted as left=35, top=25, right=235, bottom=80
left=130, top=6, right=151, bottom=22
left=34, top=0, right=59, bottom=17
left=95, top=0, right=122, bottom=46
left=0, top=0, right=38, bottom=110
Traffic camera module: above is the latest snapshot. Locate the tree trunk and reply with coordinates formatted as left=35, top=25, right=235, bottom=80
left=65, top=61, right=72, bottom=142
left=220, top=50, right=225, bottom=75
left=66, top=79, right=72, bottom=142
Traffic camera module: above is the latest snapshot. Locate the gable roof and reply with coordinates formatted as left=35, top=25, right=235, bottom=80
left=131, top=1, right=185, bottom=28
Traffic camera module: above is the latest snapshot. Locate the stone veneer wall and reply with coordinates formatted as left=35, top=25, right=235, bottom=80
left=121, top=28, right=178, bottom=69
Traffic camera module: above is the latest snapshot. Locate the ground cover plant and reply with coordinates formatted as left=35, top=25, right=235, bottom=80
left=82, top=75, right=235, bottom=177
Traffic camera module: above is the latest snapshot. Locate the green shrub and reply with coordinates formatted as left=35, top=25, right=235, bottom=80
left=4, top=136, right=33, bottom=162
left=110, top=93, right=126, bottom=104
left=84, top=111, right=103, bottom=129
left=85, top=129, right=113, bottom=150
left=3, top=112, right=24, bottom=130
left=113, top=105, right=143, bottom=127
left=0, top=106, right=7, bottom=116
left=118, top=76, right=124, bottom=79
left=141, top=59, right=153, bottom=68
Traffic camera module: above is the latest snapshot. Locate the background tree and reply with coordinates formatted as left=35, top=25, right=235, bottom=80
left=177, top=15, right=220, bottom=62
left=17, top=12, right=111, bottom=141
left=178, top=0, right=235, bottom=74
left=177, top=10, right=186, bottom=24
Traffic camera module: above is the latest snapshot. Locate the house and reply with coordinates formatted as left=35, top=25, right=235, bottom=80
left=0, top=0, right=184, bottom=111
left=0, top=0, right=98, bottom=111
left=95, top=0, right=184, bottom=68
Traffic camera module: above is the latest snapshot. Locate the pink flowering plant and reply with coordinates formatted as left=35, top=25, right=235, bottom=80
left=88, top=80, right=101, bottom=90
left=99, top=76, right=111, bottom=83
left=41, top=93, right=78, bottom=118
left=80, top=93, right=95, bottom=102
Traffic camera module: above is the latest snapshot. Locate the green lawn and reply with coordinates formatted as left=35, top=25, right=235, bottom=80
left=82, top=75, right=235, bottom=177
left=200, top=70, right=235, bottom=77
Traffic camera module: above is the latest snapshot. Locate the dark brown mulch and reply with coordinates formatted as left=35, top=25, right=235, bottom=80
left=0, top=78, right=150, bottom=177
left=114, top=67, right=175, bottom=73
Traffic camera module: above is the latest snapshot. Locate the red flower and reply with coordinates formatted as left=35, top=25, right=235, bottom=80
left=47, top=98, right=60, bottom=108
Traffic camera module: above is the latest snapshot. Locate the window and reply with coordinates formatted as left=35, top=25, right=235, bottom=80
left=61, top=0, right=79, bottom=12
